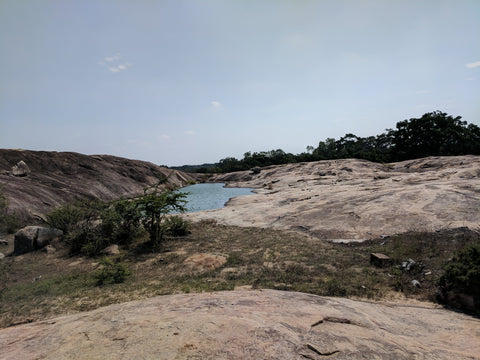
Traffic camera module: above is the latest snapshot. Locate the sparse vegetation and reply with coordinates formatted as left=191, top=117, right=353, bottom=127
left=94, top=257, right=131, bottom=286
left=437, top=242, right=480, bottom=313
left=1, top=222, right=478, bottom=328
left=45, top=182, right=188, bottom=255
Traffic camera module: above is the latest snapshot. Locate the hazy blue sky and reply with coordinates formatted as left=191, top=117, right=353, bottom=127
left=1, top=1, right=479, bottom=166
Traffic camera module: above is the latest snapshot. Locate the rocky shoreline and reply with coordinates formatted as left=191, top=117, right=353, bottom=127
left=186, top=155, right=480, bottom=241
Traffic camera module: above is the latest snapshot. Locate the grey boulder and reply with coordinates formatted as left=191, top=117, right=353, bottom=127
left=14, top=226, right=63, bottom=255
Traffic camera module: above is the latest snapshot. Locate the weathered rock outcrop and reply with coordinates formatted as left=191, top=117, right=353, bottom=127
left=0, top=149, right=194, bottom=223
left=0, top=290, right=479, bottom=359
left=186, top=156, right=480, bottom=241
left=11, top=160, right=30, bottom=177
left=14, top=226, right=63, bottom=254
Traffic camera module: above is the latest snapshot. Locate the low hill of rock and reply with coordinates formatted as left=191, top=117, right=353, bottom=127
left=0, top=149, right=194, bottom=222
left=187, top=155, right=480, bottom=240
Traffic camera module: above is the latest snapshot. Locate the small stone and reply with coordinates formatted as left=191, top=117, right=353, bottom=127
left=43, top=245, right=56, bottom=254
left=102, top=244, right=120, bottom=255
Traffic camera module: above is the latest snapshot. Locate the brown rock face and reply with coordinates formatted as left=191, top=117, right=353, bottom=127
left=0, top=290, right=479, bottom=359
left=186, top=156, right=480, bottom=240
left=0, top=149, right=194, bottom=223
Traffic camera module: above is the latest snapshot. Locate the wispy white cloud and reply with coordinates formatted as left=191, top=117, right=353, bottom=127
left=104, top=54, right=121, bottom=62
left=415, top=90, right=430, bottom=94
left=466, top=61, right=480, bottom=68
left=466, top=77, right=475, bottom=81
left=158, top=134, right=171, bottom=140
left=210, top=100, right=221, bottom=108
left=98, top=53, right=131, bottom=73
left=108, top=64, right=130, bottom=73
left=184, top=130, right=195, bottom=135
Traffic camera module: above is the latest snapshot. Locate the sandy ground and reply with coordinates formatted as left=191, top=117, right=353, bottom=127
left=185, top=156, right=480, bottom=241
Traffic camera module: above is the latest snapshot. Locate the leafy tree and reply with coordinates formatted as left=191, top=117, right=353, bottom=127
left=391, top=111, right=480, bottom=161
left=218, top=157, right=244, bottom=172
left=135, top=183, right=187, bottom=247
left=177, top=111, right=479, bottom=173
left=313, top=138, right=337, bottom=160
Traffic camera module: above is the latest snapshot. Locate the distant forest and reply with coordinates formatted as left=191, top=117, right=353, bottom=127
left=172, top=111, right=480, bottom=174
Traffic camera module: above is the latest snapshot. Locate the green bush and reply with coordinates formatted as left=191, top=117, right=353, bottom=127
left=45, top=182, right=188, bottom=255
left=99, top=199, right=143, bottom=245
left=164, top=215, right=189, bottom=237
left=47, top=199, right=110, bottom=255
left=94, top=257, right=131, bottom=285
left=323, top=278, right=347, bottom=297
left=437, top=243, right=480, bottom=312
left=46, top=199, right=106, bottom=234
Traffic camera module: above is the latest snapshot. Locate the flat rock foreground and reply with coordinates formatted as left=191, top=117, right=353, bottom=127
left=1, top=290, right=479, bottom=360
left=187, top=155, right=480, bottom=241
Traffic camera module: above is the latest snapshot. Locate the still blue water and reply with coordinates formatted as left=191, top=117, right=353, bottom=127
left=177, top=183, right=254, bottom=213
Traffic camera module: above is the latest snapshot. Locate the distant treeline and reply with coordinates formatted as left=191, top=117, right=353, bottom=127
left=171, top=111, right=480, bottom=173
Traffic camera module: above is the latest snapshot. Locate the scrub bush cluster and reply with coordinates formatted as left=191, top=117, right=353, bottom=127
left=46, top=182, right=188, bottom=255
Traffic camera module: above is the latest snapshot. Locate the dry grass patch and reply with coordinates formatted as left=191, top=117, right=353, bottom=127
left=1, top=221, right=478, bottom=327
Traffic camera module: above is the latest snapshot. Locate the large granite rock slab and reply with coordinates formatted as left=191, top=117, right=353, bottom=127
left=0, top=149, right=194, bottom=223
left=186, top=155, right=480, bottom=241
left=0, top=290, right=479, bottom=359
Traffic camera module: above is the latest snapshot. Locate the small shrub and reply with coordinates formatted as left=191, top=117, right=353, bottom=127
left=100, top=199, right=143, bottom=245
left=323, top=278, right=347, bottom=297
left=164, top=215, right=189, bottom=237
left=437, top=243, right=480, bottom=312
left=46, top=199, right=106, bottom=234
left=226, top=252, right=245, bottom=266
left=94, top=257, right=131, bottom=286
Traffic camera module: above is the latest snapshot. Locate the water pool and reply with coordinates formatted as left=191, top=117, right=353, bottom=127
left=177, top=183, right=254, bottom=213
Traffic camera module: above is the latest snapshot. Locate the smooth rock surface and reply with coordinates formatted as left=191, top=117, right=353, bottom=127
left=0, top=290, right=479, bottom=359
left=186, top=156, right=480, bottom=240
left=0, top=149, right=194, bottom=223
